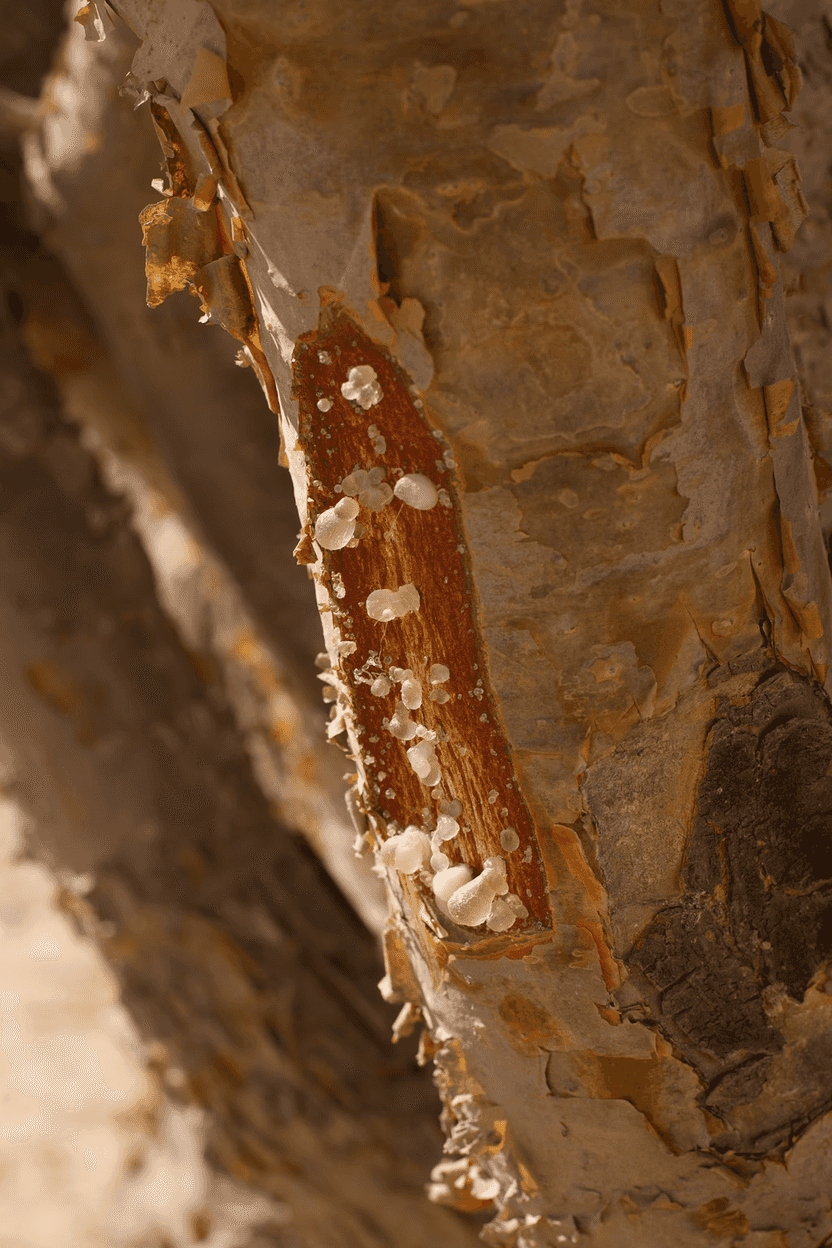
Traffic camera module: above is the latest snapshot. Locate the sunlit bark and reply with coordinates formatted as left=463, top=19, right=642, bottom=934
left=10, top=0, right=832, bottom=1243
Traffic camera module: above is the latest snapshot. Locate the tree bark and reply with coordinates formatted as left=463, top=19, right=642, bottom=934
left=0, top=88, right=481, bottom=1248
left=12, top=0, right=832, bottom=1244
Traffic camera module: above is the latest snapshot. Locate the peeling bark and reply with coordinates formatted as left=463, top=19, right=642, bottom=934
left=11, top=0, right=832, bottom=1244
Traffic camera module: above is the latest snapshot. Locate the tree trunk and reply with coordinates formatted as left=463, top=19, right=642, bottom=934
left=0, top=12, right=480, bottom=1248
left=0, top=202, right=484, bottom=1248
left=11, top=0, right=832, bottom=1245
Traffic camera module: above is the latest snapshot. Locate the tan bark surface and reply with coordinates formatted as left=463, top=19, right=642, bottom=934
left=13, top=0, right=832, bottom=1244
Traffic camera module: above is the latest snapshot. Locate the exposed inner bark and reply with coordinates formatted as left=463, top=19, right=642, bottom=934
left=292, top=303, right=548, bottom=926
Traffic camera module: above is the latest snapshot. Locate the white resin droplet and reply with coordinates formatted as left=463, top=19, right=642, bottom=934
left=505, top=892, right=529, bottom=916
left=340, top=469, right=371, bottom=497
left=429, top=663, right=450, bottom=684
left=334, top=497, right=359, bottom=520
left=358, top=483, right=394, bottom=511
left=341, top=364, right=383, bottom=409
left=486, top=895, right=519, bottom=932
left=432, top=863, right=473, bottom=909
left=406, top=740, right=436, bottom=779
left=392, top=826, right=430, bottom=874
left=429, top=689, right=450, bottom=704
left=365, top=584, right=420, bottom=622
left=500, top=827, right=520, bottom=852
left=421, top=761, right=442, bottom=787
left=370, top=676, right=392, bottom=697
left=387, top=701, right=419, bottom=740
left=446, top=856, right=508, bottom=927
left=393, top=473, right=438, bottom=510
left=435, top=815, right=459, bottom=841
left=316, top=397, right=333, bottom=412
left=314, top=500, right=358, bottom=550
left=401, top=677, right=423, bottom=710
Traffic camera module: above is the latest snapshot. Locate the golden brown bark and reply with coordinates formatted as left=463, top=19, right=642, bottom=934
left=11, top=0, right=832, bottom=1244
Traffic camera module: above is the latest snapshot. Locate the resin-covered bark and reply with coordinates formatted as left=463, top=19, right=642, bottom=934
left=62, top=0, right=832, bottom=1243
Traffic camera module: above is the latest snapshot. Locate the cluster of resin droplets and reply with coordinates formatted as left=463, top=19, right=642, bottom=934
left=312, top=361, right=528, bottom=932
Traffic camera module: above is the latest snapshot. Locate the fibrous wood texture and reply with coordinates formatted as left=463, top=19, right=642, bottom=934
left=39, top=0, right=832, bottom=1244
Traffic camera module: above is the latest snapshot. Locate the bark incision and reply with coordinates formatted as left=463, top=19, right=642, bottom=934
left=292, top=301, right=549, bottom=929
left=624, top=660, right=832, bottom=1156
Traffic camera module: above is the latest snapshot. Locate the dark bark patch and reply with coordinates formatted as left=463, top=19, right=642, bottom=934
left=623, top=667, right=832, bottom=1152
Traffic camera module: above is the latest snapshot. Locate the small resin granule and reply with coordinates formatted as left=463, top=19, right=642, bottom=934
left=386, top=701, right=419, bottom=740
left=365, top=583, right=420, bottom=621
left=500, top=827, right=520, bottom=852
left=406, top=740, right=438, bottom=780
left=486, top=892, right=529, bottom=932
left=401, top=676, right=423, bottom=710
left=429, top=664, right=450, bottom=684
left=341, top=466, right=386, bottom=495
left=435, top=815, right=459, bottom=841
left=380, top=826, right=430, bottom=875
left=431, top=848, right=450, bottom=872
left=341, top=364, right=383, bottom=409
left=316, top=397, right=333, bottom=412
left=339, top=466, right=393, bottom=510
left=314, top=497, right=359, bottom=550
left=370, top=676, right=392, bottom=697
left=340, top=468, right=370, bottom=496
left=432, top=863, right=473, bottom=912
left=368, top=424, right=387, bottom=455
left=393, top=473, right=438, bottom=510
left=361, top=482, right=394, bottom=510
left=446, top=856, right=508, bottom=927
left=441, top=799, right=463, bottom=818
